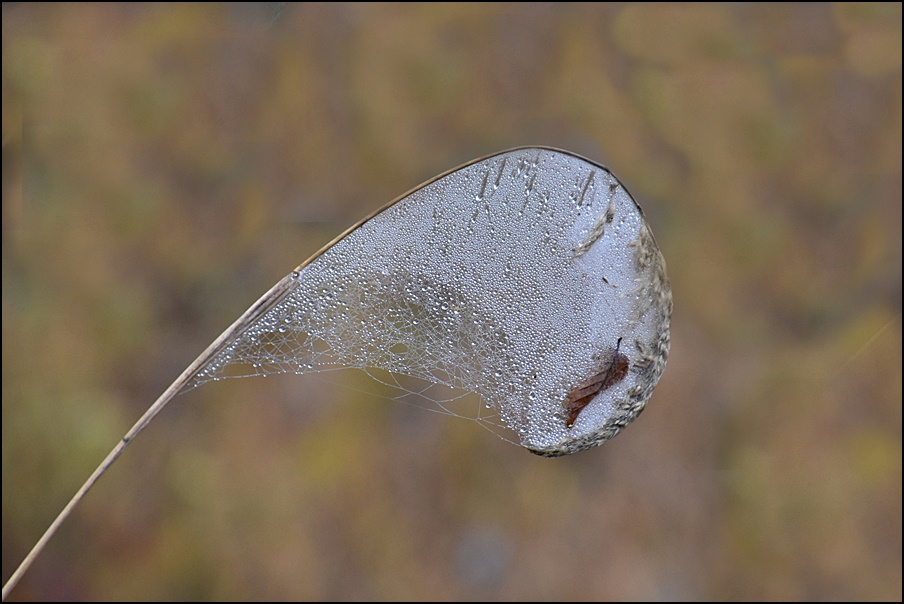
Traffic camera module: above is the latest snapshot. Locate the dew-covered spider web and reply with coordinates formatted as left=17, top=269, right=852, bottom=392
left=189, top=148, right=671, bottom=456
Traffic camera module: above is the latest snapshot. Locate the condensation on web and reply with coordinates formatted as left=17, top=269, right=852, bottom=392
left=189, top=149, right=669, bottom=453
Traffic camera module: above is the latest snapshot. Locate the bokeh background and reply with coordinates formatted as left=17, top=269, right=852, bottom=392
left=3, top=3, right=901, bottom=601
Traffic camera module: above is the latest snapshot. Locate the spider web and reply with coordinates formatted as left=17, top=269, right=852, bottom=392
left=186, top=148, right=671, bottom=456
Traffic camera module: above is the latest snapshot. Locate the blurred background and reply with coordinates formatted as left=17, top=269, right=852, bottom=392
left=2, top=3, right=901, bottom=600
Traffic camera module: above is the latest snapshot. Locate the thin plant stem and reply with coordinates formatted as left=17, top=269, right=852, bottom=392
left=1, top=273, right=299, bottom=601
